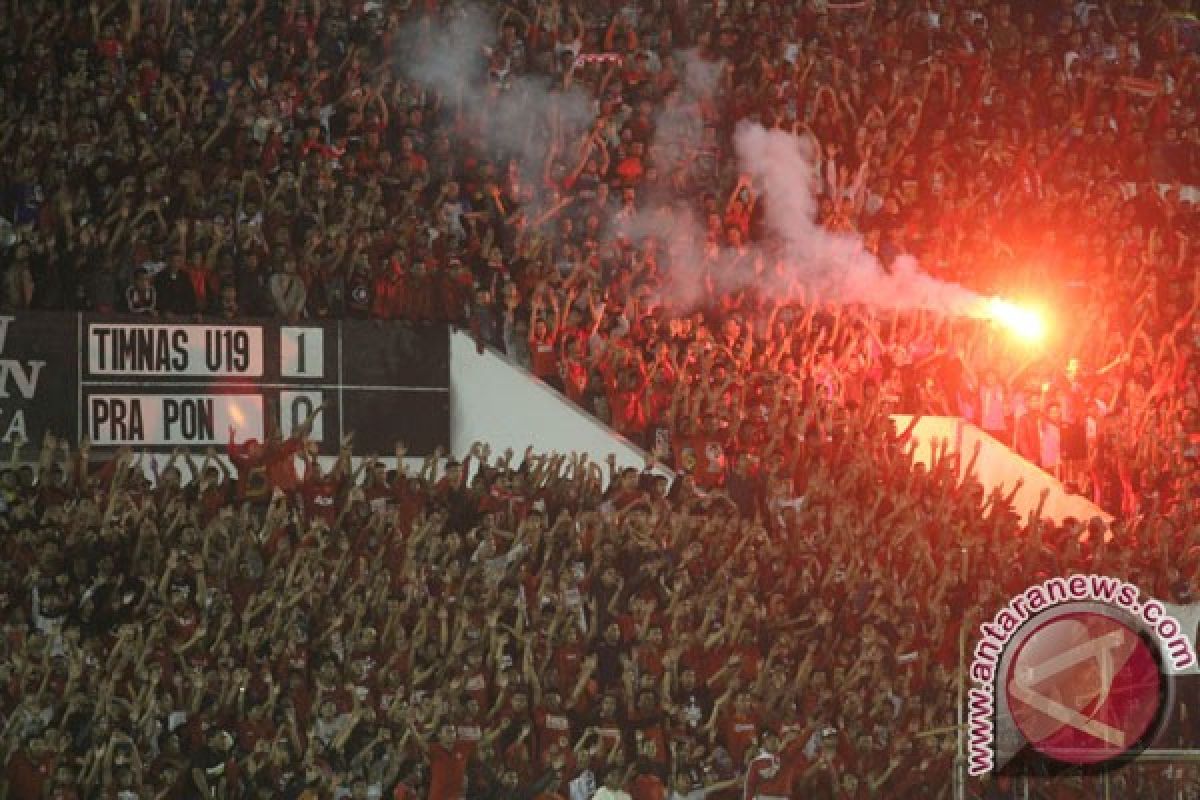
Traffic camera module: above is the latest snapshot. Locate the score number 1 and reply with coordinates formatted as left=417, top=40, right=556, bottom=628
left=280, top=327, right=324, bottom=378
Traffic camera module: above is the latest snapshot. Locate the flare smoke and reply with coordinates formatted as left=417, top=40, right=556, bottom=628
left=731, top=121, right=984, bottom=314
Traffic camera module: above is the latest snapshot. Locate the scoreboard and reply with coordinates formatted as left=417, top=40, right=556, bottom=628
left=0, top=313, right=449, bottom=455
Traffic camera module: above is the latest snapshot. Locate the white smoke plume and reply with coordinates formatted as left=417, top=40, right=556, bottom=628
left=626, top=115, right=988, bottom=316
left=731, top=121, right=984, bottom=314
left=398, top=6, right=593, bottom=204
left=648, top=49, right=723, bottom=176
left=401, top=9, right=989, bottom=318
left=622, top=50, right=728, bottom=310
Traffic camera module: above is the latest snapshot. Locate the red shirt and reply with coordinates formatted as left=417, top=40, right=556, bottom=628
left=404, top=272, right=437, bottom=322
left=628, top=710, right=670, bottom=764
left=691, top=433, right=729, bottom=489
left=372, top=272, right=405, bottom=320
left=262, top=436, right=304, bottom=492
left=236, top=716, right=274, bottom=753
left=530, top=332, right=559, bottom=379
left=301, top=475, right=341, bottom=526
left=392, top=479, right=426, bottom=531
left=745, top=752, right=800, bottom=799
left=428, top=742, right=472, bottom=800
left=4, top=751, right=52, bottom=800
left=562, top=358, right=589, bottom=404
left=630, top=773, right=666, bottom=800
left=455, top=720, right=485, bottom=759
left=96, top=37, right=124, bottom=60
left=440, top=271, right=474, bottom=323
left=609, top=386, right=647, bottom=436
left=533, top=707, right=572, bottom=764
left=460, top=667, right=489, bottom=709
left=185, top=264, right=219, bottom=310
left=616, top=156, right=645, bottom=185
left=719, top=710, right=760, bottom=766
left=554, top=643, right=584, bottom=690
left=227, top=442, right=269, bottom=501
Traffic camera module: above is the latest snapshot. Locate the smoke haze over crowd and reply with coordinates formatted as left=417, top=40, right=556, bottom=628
left=732, top=121, right=986, bottom=315
left=403, top=6, right=1003, bottom=322
left=399, top=6, right=592, bottom=207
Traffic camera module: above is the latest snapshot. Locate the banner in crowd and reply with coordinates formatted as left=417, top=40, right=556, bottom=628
left=0, top=313, right=450, bottom=455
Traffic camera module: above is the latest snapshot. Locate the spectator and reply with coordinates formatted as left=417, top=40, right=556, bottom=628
left=3, top=0, right=1200, bottom=795
left=125, top=268, right=157, bottom=315
left=270, top=255, right=308, bottom=322
left=155, top=253, right=198, bottom=319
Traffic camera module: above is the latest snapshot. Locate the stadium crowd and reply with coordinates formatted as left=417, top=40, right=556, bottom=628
left=1, top=0, right=1199, bottom=515
left=1, top=418, right=1199, bottom=800
left=4, top=0, right=1200, bottom=796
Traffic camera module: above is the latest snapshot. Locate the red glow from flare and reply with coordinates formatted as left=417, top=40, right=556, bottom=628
left=988, top=298, right=1047, bottom=344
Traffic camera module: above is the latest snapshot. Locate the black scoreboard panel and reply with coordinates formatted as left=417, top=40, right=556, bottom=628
left=339, top=320, right=449, bottom=387
left=0, top=312, right=77, bottom=446
left=333, top=321, right=449, bottom=454
left=67, top=316, right=450, bottom=455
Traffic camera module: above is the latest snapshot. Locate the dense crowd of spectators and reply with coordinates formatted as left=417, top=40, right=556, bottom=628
left=4, top=0, right=1200, bottom=796
left=2, top=420, right=1199, bottom=800
left=2, top=0, right=1200, bottom=513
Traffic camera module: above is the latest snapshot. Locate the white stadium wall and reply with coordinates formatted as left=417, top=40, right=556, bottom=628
left=445, top=339, right=1102, bottom=520
left=892, top=415, right=1111, bottom=525
left=449, top=330, right=672, bottom=483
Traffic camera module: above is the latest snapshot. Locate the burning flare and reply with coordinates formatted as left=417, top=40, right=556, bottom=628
left=985, top=298, right=1047, bottom=344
